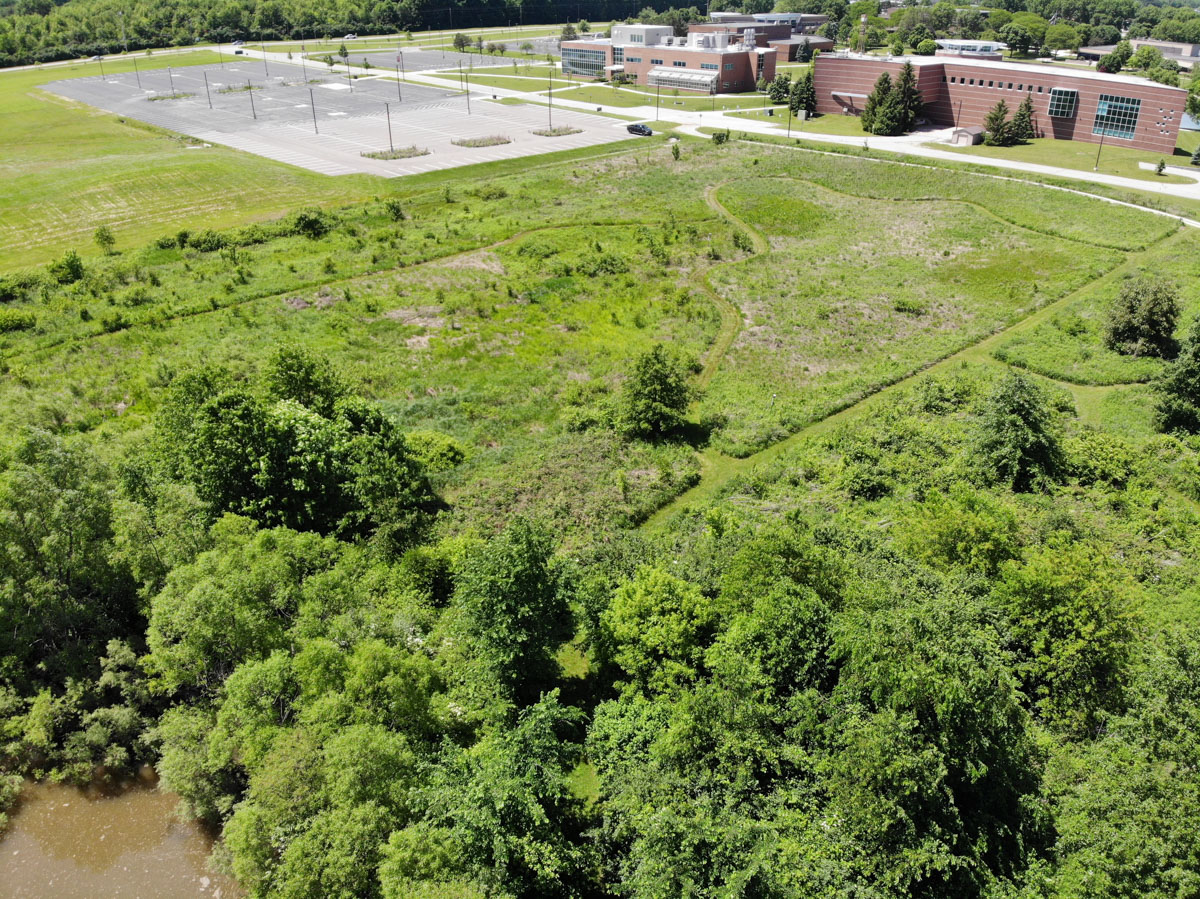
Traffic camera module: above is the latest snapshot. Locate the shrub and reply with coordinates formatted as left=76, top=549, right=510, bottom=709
left=711, top=130, right=730, bottom=145
left=289, top=207, right=335, bottom=239
left=1063, top=428, right=1136, bottom=487
left=384, top=199, right=407, bottom=221
left=576, top=253, right=629, bottom=276
left=916, top=39, right=938, bottom=55
left=1154, top=317, right=1200, bottom=433
left=0, top=309, right=36, bottom=332
left=187, top=230, right=226, bottom=252
left=48, top=250, right=85, bottom=284
left=1104, top=276, right=1179, bottom=358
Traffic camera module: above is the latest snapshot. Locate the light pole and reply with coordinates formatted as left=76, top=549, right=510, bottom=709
left=262, top=43, right=269, bottom=77
left=463, top=66, right=471, bottom=114
left=97, top=55, right=106, bottom=81
left=217, top=41, right=224, bottom=67
left=300, top=44, right=308, bottom=81
left=547, top=63, right=553, bottom=128
left=309, top=87, right=319, bottom=133
left=131, top=55, right=141, bottom=89
left=395, top=61, right=403, bottom=101
left=167, top=65, right=177, bottom=97
left=203, top=71, right=212, bottom=107
left=1093, top=128, right=1107, bottom=171
left=656, top=81, right=660, bottom=120
left=248, top=79, right=257, bottom=118
left=386, top=102, right=394, bottom=151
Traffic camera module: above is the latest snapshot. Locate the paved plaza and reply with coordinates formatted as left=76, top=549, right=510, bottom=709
left=45, top=60, right=632, bottom=176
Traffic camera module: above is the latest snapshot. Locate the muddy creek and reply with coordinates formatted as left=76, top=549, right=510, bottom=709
left=0, top=778, right=241, bottom=898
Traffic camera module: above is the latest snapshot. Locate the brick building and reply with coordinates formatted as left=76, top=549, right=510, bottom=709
left=688, top=22, right=834, bottom=61
left=814, top=53, right=1187, bottom=153
left=562, top=24, right=776, bottom=93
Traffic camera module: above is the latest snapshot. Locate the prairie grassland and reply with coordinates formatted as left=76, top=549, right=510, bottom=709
left=698, top=175, right=1126, bottom=455
left=993, top=230, right=1200, bottom=385
left=0, top=137, right=1181, bottom=535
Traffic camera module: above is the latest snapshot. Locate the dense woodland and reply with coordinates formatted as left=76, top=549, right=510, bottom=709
left=5, top=0, right=1200, bottom=66
left=2, top=122, right=1200, bottom=898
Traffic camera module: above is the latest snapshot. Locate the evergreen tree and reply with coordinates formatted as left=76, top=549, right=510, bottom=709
left=860, top=71, right=892, bottom=133
left=1010, top=93, right=1036, bottom=142
left=1191, top=144, right=1200, bottom=166
left=974, top=371, right=1063, bottom=493
left=871, top=90, right=905, bottom=135
left=893, top=61, right=922, bottom=131
left=1155, top=317, right=1200, bottom=433
left=789, top=70, right=816, bottom=117
left=984, top=99, right=1011, bottom=146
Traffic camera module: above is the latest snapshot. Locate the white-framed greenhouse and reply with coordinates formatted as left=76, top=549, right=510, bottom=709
left=646, top=67, right=718, bottom=92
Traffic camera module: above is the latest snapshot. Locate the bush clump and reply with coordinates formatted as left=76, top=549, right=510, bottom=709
left=1104, top=276, right=1180, bottom=358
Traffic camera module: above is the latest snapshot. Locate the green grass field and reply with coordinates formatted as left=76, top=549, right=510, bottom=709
left=934, top=136, right=1199, bottom=185
left=0, top=52, right=383, bottom=270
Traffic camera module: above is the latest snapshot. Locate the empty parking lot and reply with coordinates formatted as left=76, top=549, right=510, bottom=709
left=45, top=61, right=632, bottom=177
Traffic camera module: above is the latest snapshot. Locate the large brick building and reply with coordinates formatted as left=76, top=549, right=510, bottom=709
left=562, top=23, right=776, bottom=93
left=814, top=53, right=1188, bottom=154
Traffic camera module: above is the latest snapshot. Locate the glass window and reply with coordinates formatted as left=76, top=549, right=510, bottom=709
left=701, top=62, right=718, bottom=70
left=613, top=47, right=623, bottom=63
left=988, top=80, right=993, bottom=87
left=724, top=62, right=734, bottom=70
left=1093, top=93, right=1141, bottom=139
left=651, top=58, right=663, bottom=64
left=1017, top=83, right=1023, bottom=90
left=969, top=78, right=975, bottom=85
left=561, top=46, right=607, bottom=77
left=673, top=59, right=687, bottom=66
left=1047, top=87, right=1078, bottom=118
left=626, top=55, right=641, bottom=63
left=1037, top=86, right=1043, bottom=92
left=1007, top=82, right=1012, bottom=89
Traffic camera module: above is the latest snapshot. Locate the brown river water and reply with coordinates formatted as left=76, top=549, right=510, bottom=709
left=0, top=777, right=242, bottom=898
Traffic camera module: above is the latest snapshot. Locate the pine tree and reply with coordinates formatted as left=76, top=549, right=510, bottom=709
left=893, top=61, right=922, bottom=131
left=871, top=90, right=906, bottom=135
left=860, top=71, right=892, bottom=133
left=1010, top=93, right=1035, bottom=143
left=801, top=69, right=817, bottom=116
left=790, top=70, right=817, bottom=117
left=1191, top=144, right=1200, bottom=166
left=984, top=99, right=1011, bottom=146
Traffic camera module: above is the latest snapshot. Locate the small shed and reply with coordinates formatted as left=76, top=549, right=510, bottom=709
left=951, top=125, right=985, bottom=146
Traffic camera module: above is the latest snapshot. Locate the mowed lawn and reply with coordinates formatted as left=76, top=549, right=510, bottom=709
left=933, top=136, right=1199, bottom=184
left=0, top=51, right=382, bottom=270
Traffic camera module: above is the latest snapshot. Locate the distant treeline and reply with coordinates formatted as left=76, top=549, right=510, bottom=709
left=0, top=0, right=712, bottom=67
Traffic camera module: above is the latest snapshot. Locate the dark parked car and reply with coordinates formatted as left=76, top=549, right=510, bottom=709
left=626, top=123, right=653, bottom=136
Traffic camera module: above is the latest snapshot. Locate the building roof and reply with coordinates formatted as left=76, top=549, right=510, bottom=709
left=823, top=51, right=1189, bottom=92
left=648, top=66, right=718, bottom=86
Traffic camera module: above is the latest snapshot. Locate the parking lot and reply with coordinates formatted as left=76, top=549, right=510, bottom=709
left=45, top=60, right=632, bottom=177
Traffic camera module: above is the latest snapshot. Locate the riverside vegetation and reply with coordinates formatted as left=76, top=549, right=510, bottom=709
left=3, top=128, right=1200, bottom=899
